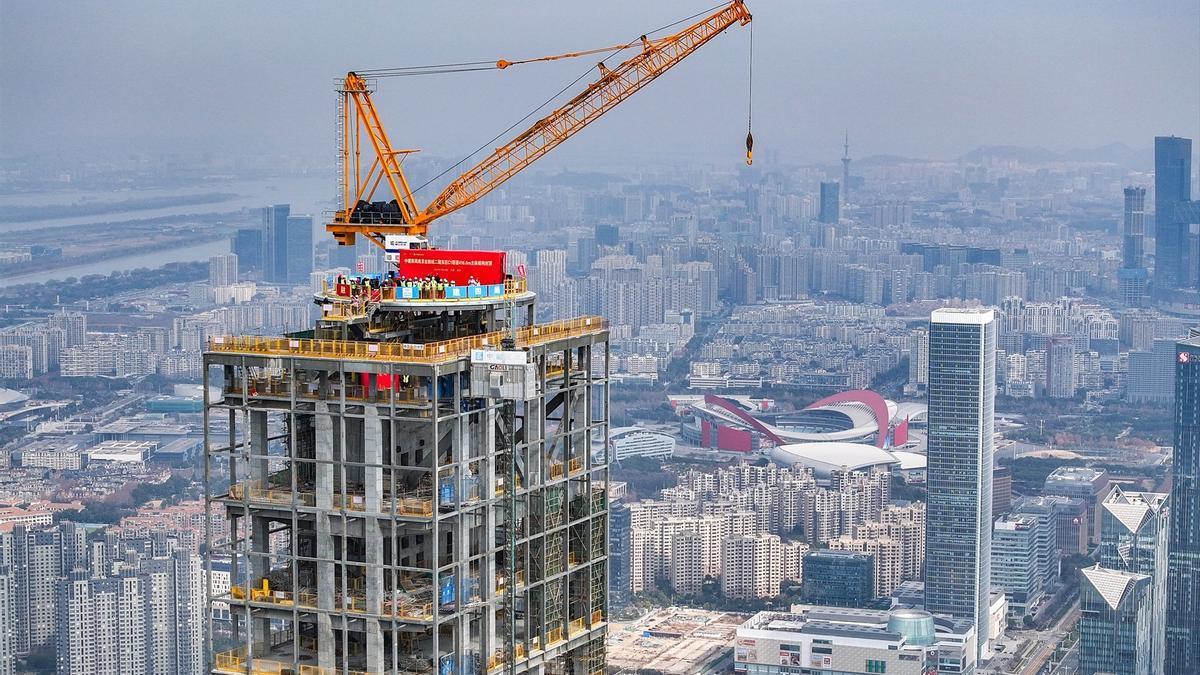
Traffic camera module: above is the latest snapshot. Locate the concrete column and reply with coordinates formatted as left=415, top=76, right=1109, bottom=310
left=365, top=618, right=383, bottom=672
left=364, top=406, right=383, bottom=512
left=314, top=402, right=336, bottom=669
left=363, top=409, right=385, bottom=670
left=249, top=410, right=269, bottom=483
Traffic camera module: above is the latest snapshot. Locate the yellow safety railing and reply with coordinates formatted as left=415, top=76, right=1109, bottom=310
left=591, top=609, right=604, bottom=625
left=568, top=456, right=584, bottom=475
left=228, top=579, right=434, bottom=621
left=228, top=376, right=431, bottom=406
left=547, top=627, right=565, bottom=646
left=568, top=617, right=587, bottom=637
left=215, top=649, right=372, bottom=675
left=208, top=316, right=607, bottom=365
left=227, top=481, right=434, bottom=517
left=549, top=462, right=565, bottom=480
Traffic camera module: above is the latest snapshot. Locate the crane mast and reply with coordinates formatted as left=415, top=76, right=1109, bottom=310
left=327, top=1, right=752, bottom=249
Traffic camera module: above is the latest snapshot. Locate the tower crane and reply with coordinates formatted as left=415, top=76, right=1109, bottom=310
left=326, top=1, right=753, bottom=250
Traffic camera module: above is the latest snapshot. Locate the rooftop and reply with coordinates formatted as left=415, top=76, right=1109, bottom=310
left=208, top=315, right=607, bottom=365
left=606, top=608, right=747, bottom=674
left=931, top=307, right=995, bottom=325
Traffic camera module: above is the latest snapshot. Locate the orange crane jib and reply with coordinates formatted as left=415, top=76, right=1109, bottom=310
left=327, top=0, right=752, bottom=249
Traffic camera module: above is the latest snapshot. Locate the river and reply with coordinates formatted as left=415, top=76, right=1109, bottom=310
left=0, top=174, right=335, bottom=286
left=0, top=239, right=234, bottom=287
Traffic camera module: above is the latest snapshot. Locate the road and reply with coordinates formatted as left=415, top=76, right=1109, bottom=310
left=1017, top=600, right=1079, bottom=675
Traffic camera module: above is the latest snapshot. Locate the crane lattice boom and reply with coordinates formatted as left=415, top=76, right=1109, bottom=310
left=327, top=1, right=751, bottom=248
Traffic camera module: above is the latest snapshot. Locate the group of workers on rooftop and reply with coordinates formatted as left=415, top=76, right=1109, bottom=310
left=333, top=272, right=489, bottom=301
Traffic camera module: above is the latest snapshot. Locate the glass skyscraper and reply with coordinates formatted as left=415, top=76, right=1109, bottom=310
left=1167, top=333, right=1200, bottom=671
left=261, top=203, right=291, bottom=284
left=925, top=307, right=995, bottom=661
left=1153, top=136, right=1192, bottom=293
left=1079, top=565, right=1153, bottom=675
left=818, top=181, right=840, bottom=224
left=1088, top=487, right=1168, bottom=675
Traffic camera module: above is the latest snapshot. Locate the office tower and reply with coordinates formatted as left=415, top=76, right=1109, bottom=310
left=609, top=502, right=631, bottom=604
left=818, top=182, right=840, bottom=224
left=594, top=223, right=619, bottom=247
left=1167, top=333, right=1200, bottom=671
left=205, top=282, right=610, bottom=673
left=1081, top=565, right=1153, bottom=675
left=802, top=550, right=874, bottom=607
left=992, top=465, right=1012, bottom=515
left=285, top=215, right=314, bottom=283
left=261, top=204, right=290, bottom=283
left=1096, top=487, right=1169, bottom=674
left=1120, top=187, right=1150, bottom=307
left=209, top=253, right=239, bottom=287
left=261, top=206, right=312, bottom=284
left=1128, top=338, right=1181, bottom=404
left=1044, top=466, right=1109, bottom=547
left=925, top=307, right=995, bottom=661
left=1154, top=136, right=1193, bottom=293
left=1007, top=498, right=1060, bottom=591
left=233, top=228, right=263, bottom=273
left=990, top=515, right=1044, bottom=620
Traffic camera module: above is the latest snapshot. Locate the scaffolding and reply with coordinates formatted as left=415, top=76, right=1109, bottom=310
left=204, top=308, right=611, bottom=674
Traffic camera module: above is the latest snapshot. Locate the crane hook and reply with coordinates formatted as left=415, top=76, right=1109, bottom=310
left=746, top=131, right=754, bottom=166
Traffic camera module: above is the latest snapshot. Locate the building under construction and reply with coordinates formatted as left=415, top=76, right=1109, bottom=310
left=204, top=285, right=611, bottom=674
left=203, top=4, right=752, bottom=673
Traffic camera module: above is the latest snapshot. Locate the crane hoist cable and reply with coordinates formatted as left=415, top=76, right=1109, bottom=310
left=746, top=20, right=754, bottom=165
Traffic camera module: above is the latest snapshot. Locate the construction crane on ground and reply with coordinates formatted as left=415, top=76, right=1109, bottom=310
left=326, top=0, right=753, bottom=251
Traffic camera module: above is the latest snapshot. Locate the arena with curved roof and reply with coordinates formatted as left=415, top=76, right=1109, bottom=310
left=769, top=441, right=927, bottom=479
left=673, top=390, right=926, bottom=454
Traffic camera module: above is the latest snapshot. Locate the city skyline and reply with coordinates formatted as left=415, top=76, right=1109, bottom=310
left=0, top=2, right=1198, bottom=673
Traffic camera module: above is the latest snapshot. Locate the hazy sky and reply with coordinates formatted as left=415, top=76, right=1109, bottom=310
left=2, top=1, right=1197, bottom=166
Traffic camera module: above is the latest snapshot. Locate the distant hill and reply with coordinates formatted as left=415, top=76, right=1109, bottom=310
left=959, top=142, right=1154, bottom=169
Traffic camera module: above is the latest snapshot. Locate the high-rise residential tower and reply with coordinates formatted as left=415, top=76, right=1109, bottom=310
left=1120, top=186, right=1149, bottom=307
left=1167, top=332, right=1200, bottom=671
left=209, top=253, right=239, bottom=288
left=925, top=307, right=995, bottom=661
left=1046, top=335, right=1075, bottom=398
left=205, top=268, right=610, bottom=673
